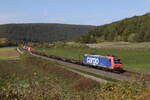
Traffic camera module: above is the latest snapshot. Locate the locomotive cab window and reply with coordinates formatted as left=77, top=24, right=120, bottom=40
left=114, top=59, right=122, bottom=64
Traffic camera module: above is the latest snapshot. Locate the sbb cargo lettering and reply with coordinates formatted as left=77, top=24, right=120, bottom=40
left=87, top=57, right=99, bottom=65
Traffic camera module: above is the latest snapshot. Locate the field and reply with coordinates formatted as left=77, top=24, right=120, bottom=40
left=0, top=54, right=149, bottom=100
left=0, top=47, right=19, bottom=60
left=87, top=42, right=150, bottom=50
left=0, top=54, right=99, bottom=99
left=38, top=43, right=150, bottom=74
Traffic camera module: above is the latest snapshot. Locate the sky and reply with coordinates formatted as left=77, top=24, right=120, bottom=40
left=0, top=0, right=150, bottom=25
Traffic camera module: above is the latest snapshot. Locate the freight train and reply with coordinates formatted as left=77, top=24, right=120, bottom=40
left=21, top=46, right=123, bottom=72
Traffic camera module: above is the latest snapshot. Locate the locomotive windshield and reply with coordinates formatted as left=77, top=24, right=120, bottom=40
left=114, top=58, right=122, bottom=64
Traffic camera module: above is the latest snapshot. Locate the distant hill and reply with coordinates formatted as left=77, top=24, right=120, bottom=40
left=0, top=23, right=95, bottom=42
left=77, top=13, right=150, bottom=43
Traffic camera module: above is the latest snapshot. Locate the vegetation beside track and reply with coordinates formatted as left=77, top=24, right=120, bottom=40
left=37, top=42, right=150, bottom=74
left=64, top=66, right=118, bottom=82
left=0, top=53, right=150, bottom=100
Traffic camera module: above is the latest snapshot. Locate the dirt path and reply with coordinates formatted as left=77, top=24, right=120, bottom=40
left=0, top=50, right=18, bottom=56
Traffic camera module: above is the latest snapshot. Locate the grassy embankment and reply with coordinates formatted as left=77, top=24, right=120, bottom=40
left=38, top=42, right=150, bottom=74
left=0, top=54, right=149, bottom=100
left=0, top=47, right=19, bottom=60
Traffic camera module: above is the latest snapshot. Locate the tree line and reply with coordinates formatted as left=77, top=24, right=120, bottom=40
left=77, top=13, right=150, bottom=43
left=0, top=23, right=95, bottom=43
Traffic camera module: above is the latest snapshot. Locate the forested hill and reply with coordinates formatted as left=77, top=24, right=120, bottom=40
left=77, top=13, right=150, bottom=43
left=0, top=23, right=95, bottom=42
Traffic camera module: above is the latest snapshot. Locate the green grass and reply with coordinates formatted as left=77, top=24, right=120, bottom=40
left=0, top=56, right=18, bottom=60
left=38, top=47, right=150, bottom=74
left=0, top=47, right=16, bottom=51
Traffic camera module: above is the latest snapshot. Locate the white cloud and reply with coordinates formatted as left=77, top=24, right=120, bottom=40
left=0, top=16, right=8, bottom=24
left=0, top=14, right=18, bottom=24
left=46, top=17, right=66, bottom=22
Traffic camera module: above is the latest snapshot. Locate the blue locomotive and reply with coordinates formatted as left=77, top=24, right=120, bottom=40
left=83, top=54, right=123, bottom=70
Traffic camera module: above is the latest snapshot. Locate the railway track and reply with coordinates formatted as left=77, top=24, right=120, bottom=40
left=32, top=50, right=150, bottom=81
left=18, top=47, right=150, bottom=83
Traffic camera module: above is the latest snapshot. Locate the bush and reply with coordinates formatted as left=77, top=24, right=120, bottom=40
left=71, top=78, right=98, bottom=91
left=128, top=33, right=136, bottom=42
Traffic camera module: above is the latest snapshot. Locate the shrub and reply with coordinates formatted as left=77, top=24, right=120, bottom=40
left=71, top=78, right=98, bottom=91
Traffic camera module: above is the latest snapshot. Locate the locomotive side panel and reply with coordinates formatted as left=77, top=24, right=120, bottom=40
left=83, top=55, right=113, bottom=69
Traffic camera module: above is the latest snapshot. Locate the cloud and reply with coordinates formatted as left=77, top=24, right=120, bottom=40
left=46, top=17, right=66, bottom=22
left=0, top=16, right=8, bottom=24
left=0, top=14, right=18, bottom=24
